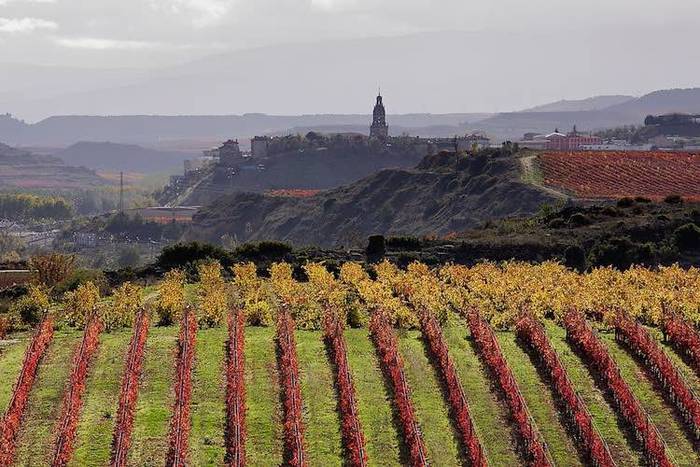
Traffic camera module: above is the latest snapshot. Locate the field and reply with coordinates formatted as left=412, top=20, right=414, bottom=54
left=538, top=151, right=700, bottom=200
left=2, top=261, right=700, bottom=466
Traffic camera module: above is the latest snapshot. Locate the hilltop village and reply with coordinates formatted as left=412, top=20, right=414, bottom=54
left=161, top=93, right=491, bottom=204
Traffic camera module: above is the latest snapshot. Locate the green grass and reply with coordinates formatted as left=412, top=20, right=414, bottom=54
left=296, top=330, right=344, bottom=466
left=442, top=321, right=520, bottom=465
left=496, top=330, right=582, bottom=466
left=544, top=321, right=642, bottom=466
left=398, top=329, right=462, bottom=465
left=646, top=326, right=700, bottom=396
left=0, top=333, right=31, bottom=414
left=128, top=325, right=178, bottom=466
left=70, top=329, right=131, bottom=466
left=190, top=326, right=227, bottom=465
left=244, top=326, right=284, bottom=465
left=345, top=328, right=402, bottom=466
left=14, top=329, right=82, bottom=466
left=600, top=332, right=700, bottom=466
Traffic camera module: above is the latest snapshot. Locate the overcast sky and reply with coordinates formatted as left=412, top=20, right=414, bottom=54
left=0, top=0, right=697, bottom=68
left=1, top=0, right=699, bottom=118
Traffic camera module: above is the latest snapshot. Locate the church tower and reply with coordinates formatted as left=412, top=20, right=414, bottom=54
left=370, top=92, right=389, bottom=140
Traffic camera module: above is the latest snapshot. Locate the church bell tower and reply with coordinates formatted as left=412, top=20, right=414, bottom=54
left=370, top=91, right=389, bottom=140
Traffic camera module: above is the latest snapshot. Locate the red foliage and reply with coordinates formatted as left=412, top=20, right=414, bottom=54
left=563, top=310, right=672, bottom=467
left=515, top=314, right=614, bottom=467
left=417, top=309, right=486, bottom=466
left=540, top=151, right=700, bottom=201
left=466, top=310, right=552, bottom=466
left=225, top=309, right=246, bottom=466
left=323, top=313, right=368, bottom=467
left=369, top=312, right=427, bottom=467
left=110, top=310, right=150, bottom=467
left=276, top=310, right=307, bottom=467
left=165, top=309, right=197, bottom=467
left=662, top=314, right=700, bottom=376
left=0, top=316, right=55, bottom=466
left=615, top=314, right=700, bottom=439
left=51, top=316, right=104, bottom=467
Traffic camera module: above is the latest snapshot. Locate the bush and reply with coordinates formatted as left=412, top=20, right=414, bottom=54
left=366, top=235, right=386, bottom=259
left=102, top=282, right=142, bottom=330
left=62, top=281, right=100, bottom=327
left=386, top=236, right=423, bottom=251
left=30, top=253, right=75, bottom=287
left=547, top=218, right=566, bottom=229
left=9, top=285, right=49, bottom=327
left=157, top=242, right=232, bottom=270
left=616, top=197, right=635, bottom=208
left=673, top=223, right=700, bottom=251
left=234, top=241, right=293, bottom=260
left=634, top=196, right=652, bottom=203
left=156, top=269, right=186, bottom=326
left=54, top=269, right=107, bottom=296
left=587, top=237, right=654, bottom=269
left=664, top=194, right=683, bottom=205
left=568, top=213, right=591, bottom=227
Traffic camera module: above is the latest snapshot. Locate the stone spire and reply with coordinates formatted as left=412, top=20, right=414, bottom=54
left=370, top=91, right=389, bottom=139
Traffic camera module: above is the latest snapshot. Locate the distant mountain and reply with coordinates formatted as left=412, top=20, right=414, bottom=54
left=522, top=95, right=634, bottom=113
left=479, top=88, right=700, bottom=139
left=54, top=142, right=190, bottom=173
left=184, top=150, right=556, bottom=247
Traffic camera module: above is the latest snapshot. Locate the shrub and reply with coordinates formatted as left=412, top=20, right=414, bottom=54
left=616, top=197, right=635, bottom=208
left=197, top=262, right=228, bottom=327
left=103, top=282, right=142, bottom=331
left=156, top=269, right=186, bottom=326
left=673, top=223, right=700, bottom=251
left=564, top=246, right=586, bottom=272
left=366, top=235, right=386, bottom=258
left=30, top=253, right=75, bottom=287
left=62, top=281, right=101, bottom=327
left=664, top=194, right=683, bottom=205
left=9, top=285, right=49, bottom=327
left=157, top=242, right=232, bottom=270
left=386, top=236, right=422, bottom=251
left=234, top=241, right=293, bottom=260
left=54, top=269, right=107, bottom=296
left=547, top=218, right=566, bottom=229
left=568, top=213, right=591, bottom=227
left=635, top=196, right=652, bottom=203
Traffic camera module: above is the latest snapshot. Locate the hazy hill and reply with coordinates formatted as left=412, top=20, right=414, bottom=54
left=184, top=150, right=556, bottom=246
left=54, top=142, right=190, bottom=173
left=479, top=88, right=700, bottom=138
left=522, top=95, right=634, bottom=113
left=0, top=142, right=109, bottom=190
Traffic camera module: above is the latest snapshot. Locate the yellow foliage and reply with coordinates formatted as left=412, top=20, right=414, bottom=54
left=63, top=281, right=100, bottom=327
left=103, top=282, right=143, bottom=330
left=156, top=269, right=186, bottom=325
left=232, top=263, right=273, bottom=326
left=197, top=262, right=228, bottom=327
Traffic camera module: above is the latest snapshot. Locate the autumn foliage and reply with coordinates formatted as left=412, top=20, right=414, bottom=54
left=165, top=308, right=197, bottom=467
left=467, top=310, right=552, bottom=466
left=515, top=314, right=614, bottom=467
left=369, top=312, right=427, bottom=466
left=615, top=313, right=700, bottom=439
left=110, top=310, right=150, bottom=467
left=51, top=315, right=104, bottom=467
left=418, top=308, right=486, bottom=466
left=224, top=309, right=246, bottom=466
left=563, top=310, right=672, bottom=467
left=323, top=312, right=368, bottom=467
left=0, top=316, right=55, bottom=466
left=276, top=310, right=307, bottom=466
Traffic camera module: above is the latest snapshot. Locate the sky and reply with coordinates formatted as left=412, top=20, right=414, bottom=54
left=1, top=0, right=699, bottom=118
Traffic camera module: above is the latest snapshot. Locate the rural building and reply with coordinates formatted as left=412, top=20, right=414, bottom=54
left=251, top=136, right=270, bottom=157
left=519, top=126, right=602, bottom=151
left=218, top=139, right=243, bottom=167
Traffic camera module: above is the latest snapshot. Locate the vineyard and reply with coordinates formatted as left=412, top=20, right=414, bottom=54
left=2, top=261, right=700, bottom=465
left=539, top=151, right=700, bottom=200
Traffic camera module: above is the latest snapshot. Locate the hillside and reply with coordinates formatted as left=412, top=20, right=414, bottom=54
left=0, top=142, right=109, bottom=190
left=522, top=95, right=634, bottom=113
left=53, top=142, right=190, bottom=173
left=184, top=150, right=557, bottom=246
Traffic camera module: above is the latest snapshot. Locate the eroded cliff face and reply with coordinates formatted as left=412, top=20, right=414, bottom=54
left=184, top=151, right=557, bottom=247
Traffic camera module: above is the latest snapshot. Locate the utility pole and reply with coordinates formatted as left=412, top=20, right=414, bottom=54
left=119, top=171, right=124, bottom=214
